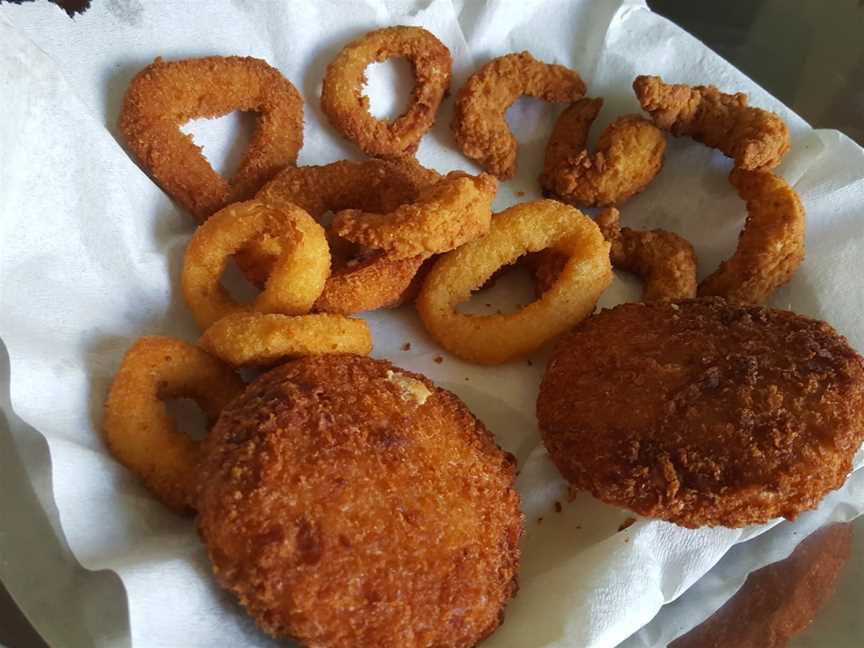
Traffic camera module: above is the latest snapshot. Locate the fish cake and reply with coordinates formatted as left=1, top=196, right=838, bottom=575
left=196, top=355, right=522, bottom=647
left=537, top=298, right=864, bottom=528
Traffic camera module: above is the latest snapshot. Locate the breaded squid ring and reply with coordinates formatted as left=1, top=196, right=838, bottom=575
left=530, top=208, right=697, bottom=303
left=416, top=200, right=612, bottom=364
left=252, top=159, right=441, bottom=313
left=698, top=169, right=805, bottom=305
left=321, top=26, right=452, bottom=158
left=452, top=52, right=586, bottom=179
left=118, top=56, right=304, bottom=222
left=199, top=312, right=372, bottom=368
left=633, top=75, right=790, bottom=171
left=539, top=98, right=667, bottom=207
left=331, top=171, right=497, bottom=259
left=312, top=248, right=427, bottom=314
left=103, top=336, right=244, bottom=512
left=182, top=200, right=330, bottom=330
left=596, top=208, right=697, bottom=302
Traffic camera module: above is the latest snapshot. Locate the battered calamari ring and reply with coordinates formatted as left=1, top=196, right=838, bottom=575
left=416, top=200, right=612, bottom=364
left=633, top=75, right=790, bottom=171
left=199, top=312, right=372, bottom=368
left=698, top=169, right=805, bottom=304
left=118, top=56, right=304, bottom=222
left=321, top=26, right=452, bottom=158
left=251, top=159, right=441, bottom=313
left=331, top=171, right=497, bottom=259
left=530, top=208, right=697, bottom=303
left=103, top=336, right=244, bottom=512
left=182, top=200, right=330, bottom=330
left=452, top=52, right=586, bottom=179
left=539, top=97, right=667, bottom=207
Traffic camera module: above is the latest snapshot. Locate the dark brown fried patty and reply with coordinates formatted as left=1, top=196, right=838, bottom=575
left=196, top=355, right=522, bottom=647
left=537, top=298, right=864, bottom=528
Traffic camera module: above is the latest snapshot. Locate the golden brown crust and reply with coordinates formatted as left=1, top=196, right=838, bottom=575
left=540, top=98, right=667, bottom=207
left=633, top=75, right=790, bottom=171
left=118, top=56, right=303, bottom=222
left=331, top=172, right=497, bottom=259
left=250, top=159, right=441, bottom=313
left=596, top=208, right=697, bottom=302
left=698, top=169, right=805, bottom=305
left=529, top=208, right=697, bottom=302
left=452, top=52, right=586, bottom=179
left=671, top=523, right=853, bottom=647
left=199, top=312, right=373, bottom=368
left=181, top=200, right=330, bottom=330
left=196, top=355, right=522, bottom=647
left=537, top=298, right=864, bottom=528
left=313, top=251, right=428, bottom=314
left=103, top=336, right=244, bottom=512
left=320, top=26, right=452, bottom=158
left=416, top=200, right=612, bottom=364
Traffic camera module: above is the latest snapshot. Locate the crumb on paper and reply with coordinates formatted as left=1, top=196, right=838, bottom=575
left=527, top=359, right=534, bottom=367
left=433, top=356, right=444, bottom=364
left=537, top=517, right=543, bottom=525
left=385, top=370, right=431, bottom=405
left=618, top=517, right=636, bottom=532
left=516, top=190, right=526, bottom=197
left=485, top=303, right=492, bottom=308
left=401, top=342, right=411, bottom=351
left=464, top=376, right=470, bottom=381
left=554, top=501, right=562, bottom=513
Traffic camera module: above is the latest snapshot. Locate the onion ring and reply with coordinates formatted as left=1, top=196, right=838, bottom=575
left=118, top=56, right=304, bottom=222
left=698, top=169, right=805, bottom=304
left=103, top=336, right=244, bottom=512
left=416, top=200, right=612, bottom=364
left=251, top=159, right=441, bottom=313
left=331, top=171, right=497, bottom=259
left=452, top=52, right=586, bottom=179
left=540, top=97, right=667, bottom=207
left=181, top=200, right=330, bottom=330
left=529, top=208, right=697, bottom=302
left=633, top=75, right=790, bottom=171
left=199, top=312, right=373, bottom=368
left=320, top=26, right=452, bottom=158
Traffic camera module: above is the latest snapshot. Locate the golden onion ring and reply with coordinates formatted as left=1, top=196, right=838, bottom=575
left=416, top=200, right=612, bottom=364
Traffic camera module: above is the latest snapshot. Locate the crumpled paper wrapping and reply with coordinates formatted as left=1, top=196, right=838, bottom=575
left=1, top=1, right=862, bottom=646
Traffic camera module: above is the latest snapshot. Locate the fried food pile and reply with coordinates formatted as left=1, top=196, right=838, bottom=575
left=101, top=23, right=863, bottom=648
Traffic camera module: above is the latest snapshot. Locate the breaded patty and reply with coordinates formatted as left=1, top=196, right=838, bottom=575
left=196, top=355, right=522, bottom=647
left=537, top=298, right=864, bottom=528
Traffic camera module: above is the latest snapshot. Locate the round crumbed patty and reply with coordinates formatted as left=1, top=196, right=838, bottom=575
left=196, top=355, right=522, bottom=647
left=537, top=298, right=864, bottom=528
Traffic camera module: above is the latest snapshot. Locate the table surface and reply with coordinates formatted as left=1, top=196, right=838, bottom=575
left=1, top=0, right=863, bottom=646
